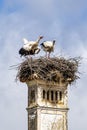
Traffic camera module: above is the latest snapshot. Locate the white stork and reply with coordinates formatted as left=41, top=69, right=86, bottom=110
left=19, top=36, right=43, bottom=57
left=40, top=40, right=55, bottom=58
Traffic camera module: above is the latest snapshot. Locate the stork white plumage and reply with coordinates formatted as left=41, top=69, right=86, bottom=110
left=40, top=40, right=55, bottom=58
left=19, top=36, right=43, bottom=57
left=23, top=36, right=43, bottom=50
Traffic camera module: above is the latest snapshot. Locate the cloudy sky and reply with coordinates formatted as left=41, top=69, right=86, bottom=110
left=0, top=0, right=87, bottom=130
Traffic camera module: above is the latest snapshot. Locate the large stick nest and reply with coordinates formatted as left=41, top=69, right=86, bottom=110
left=16, top=57, right=80, bottom=84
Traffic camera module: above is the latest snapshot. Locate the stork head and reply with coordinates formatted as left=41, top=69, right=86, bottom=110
left=39, top=36, right=44, bottom=39
left=37, top=36, right=43, bottom=43
left=53, top=40, right=56, bottom=45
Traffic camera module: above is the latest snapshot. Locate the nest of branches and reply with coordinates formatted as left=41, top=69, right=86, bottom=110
left=16, top=56, right=80, bottom=84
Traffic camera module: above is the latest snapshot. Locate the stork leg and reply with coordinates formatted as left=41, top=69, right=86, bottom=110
left=45, top=52, right=48, bottom=58
left=25, top=55, right=33, bottom=74
left=30, top=56, right=33, bottom=75
left=48, top=53, right=50, bottom=58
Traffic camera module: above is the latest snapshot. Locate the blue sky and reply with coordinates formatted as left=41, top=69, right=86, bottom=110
left=0, top=0, right=87, bottom=130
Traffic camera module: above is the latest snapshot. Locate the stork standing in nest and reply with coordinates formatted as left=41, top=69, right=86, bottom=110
left=19, top=36, right=43, bottom=57
left=40, top=40, right=55, bottom=58
left=19, top=36, right=43, bottom=75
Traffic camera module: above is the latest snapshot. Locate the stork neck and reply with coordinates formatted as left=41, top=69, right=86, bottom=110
left=36, top=37, right=41, bottom=43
